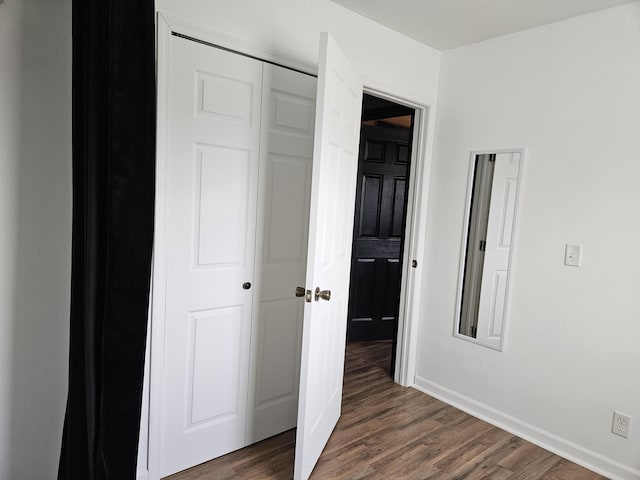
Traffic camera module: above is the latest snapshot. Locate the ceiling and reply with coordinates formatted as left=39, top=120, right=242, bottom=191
left=331, top=0, right=637, bottom=50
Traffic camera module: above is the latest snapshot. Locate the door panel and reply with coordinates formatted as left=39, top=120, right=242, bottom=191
left=476, top=152, right=521, bottom=347
left=249, top=64, right=316, bottom=443
left=382, top=258, right=401, bottom=318
left=347, top=124, right=412, bottom=342
left=196, top=146, right=251, bottom=266
left=359, top=174, right=383, bottom=236
left=159, top=36, right=262, bottom=477
left=391, top=178, right=407, bottom=237
left=188, top=307, right=243, bottom=424
left=294, top=32, right=363, bottom=480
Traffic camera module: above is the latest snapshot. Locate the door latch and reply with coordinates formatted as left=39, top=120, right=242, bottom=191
left=296, top=286, right=313, bottom=303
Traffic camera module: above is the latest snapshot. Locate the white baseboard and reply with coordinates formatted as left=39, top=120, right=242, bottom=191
left=413, top=376, right=640, bottom=480
left=137, top=468, right=149, bottom=480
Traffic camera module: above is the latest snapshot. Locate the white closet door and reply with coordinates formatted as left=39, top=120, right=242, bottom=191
left=476, top=152, right=521, bottom=348
left=248, top=64, right=317, bottom=442
left=159, top=35, right=262, bottom=477
left=294, top=32, right=363, bottom=480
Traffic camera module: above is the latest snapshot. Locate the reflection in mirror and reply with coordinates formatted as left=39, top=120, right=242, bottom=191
left=459, top=154, right=495, bottom=338
left=456, top=150, right=523, bottom=350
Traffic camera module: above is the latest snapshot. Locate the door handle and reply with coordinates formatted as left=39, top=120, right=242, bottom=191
left=242, top=282, right=252, bottom=290
left=296, top=286, right=313, bottom=303
left=314, top=287, right=331, bottom=302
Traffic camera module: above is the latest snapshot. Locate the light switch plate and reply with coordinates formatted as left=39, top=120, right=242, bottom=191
left=564, top=244, right=582, bottom=267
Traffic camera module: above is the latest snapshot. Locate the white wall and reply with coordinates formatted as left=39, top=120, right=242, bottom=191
left=0, top=0, right=72, bottom=478
left=156, top=0, right=441, bottom=105
left=418, top=3, right=640, bottom=479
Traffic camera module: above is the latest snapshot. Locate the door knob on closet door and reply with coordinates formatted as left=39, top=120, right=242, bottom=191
left=314, top=287, right=331, bottom=302
left=242, top=282, right=252, bottom=290
left=296, top=286, right=312, bottom=303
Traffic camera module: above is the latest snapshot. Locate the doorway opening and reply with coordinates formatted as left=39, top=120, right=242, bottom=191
left=346, top=93, right=415, bottom=376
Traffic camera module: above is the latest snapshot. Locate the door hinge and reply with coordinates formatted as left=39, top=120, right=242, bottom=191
left=479, top=240, right=486, bottom=251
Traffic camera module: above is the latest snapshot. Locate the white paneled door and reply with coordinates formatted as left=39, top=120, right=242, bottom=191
left=294, top=32, right=363, bottom=480
left=249, top=64, right=317, bottom=443
left=475, top=152, right=521, bottom=348
left=157, top=31, right=361, bottom=480
left=159, top=36, right=262, bottom=477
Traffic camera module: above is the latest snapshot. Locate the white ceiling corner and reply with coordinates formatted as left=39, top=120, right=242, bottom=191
left=331, top=0, right=638, bottom=50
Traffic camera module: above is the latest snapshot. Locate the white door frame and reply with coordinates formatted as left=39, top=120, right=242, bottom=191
left=145, top=13, right=434, bottom=480
left=362, top=87, right=432, bottom=387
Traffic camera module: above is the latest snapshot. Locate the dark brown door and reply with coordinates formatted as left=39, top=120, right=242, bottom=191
left=347, top=123, right=412, bottom=343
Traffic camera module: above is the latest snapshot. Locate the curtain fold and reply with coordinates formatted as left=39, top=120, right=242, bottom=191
left=58, top=1, right=156, bottom=478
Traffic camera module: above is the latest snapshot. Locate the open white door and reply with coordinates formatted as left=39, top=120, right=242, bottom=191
left=476, top=152, right=521, bottom=347
left=294, top=33, right=363, bottom=480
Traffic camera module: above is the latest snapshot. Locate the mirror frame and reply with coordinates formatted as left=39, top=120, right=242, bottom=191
left=453, top=148, right=525, bottom=351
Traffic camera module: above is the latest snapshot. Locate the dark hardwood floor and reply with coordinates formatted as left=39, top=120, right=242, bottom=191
left=166, top=341, right=605, bottom=480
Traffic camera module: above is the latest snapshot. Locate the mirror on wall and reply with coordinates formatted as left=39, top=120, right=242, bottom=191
left=455, top=149, right=524, bottom=350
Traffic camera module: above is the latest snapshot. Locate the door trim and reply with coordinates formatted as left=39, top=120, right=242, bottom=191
left=362, top=88, right=431, bottom=387
left=147, top=14, right=171, bottom=480
left=147, top=13, right=435, bottom=480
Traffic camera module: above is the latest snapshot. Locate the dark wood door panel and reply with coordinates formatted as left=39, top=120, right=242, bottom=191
left=363, top=139, right=385, bottom=163
left=391, top=177, right=407, bottom=238
left=353, top=239, right=401, bottom=258
left=381, top=258, right=401, bottom=320
left=351, top=258, right=376, bottom=321
left=358, top=174, right=383, bottom=237
left=347, top=122, right=413, bottom=344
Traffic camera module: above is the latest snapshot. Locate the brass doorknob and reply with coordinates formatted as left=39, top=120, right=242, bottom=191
left=314, top=287, right=331, bottom=302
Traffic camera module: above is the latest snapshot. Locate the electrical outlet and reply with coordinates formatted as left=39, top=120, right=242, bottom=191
left=612, top=411, right=631, bottom=439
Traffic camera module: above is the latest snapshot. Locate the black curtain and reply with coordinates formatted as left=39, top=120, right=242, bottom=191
left=58, top=0, right=156, bottom=479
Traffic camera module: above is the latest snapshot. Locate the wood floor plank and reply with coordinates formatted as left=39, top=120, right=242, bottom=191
left=498, top=440, right=555, bottom=473
left=541, top=459, right=607, bottom=480
left=434, top=428, right=514, bottom=476
left=164, top=340, right=607, bottom=480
